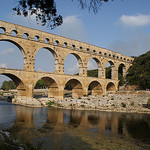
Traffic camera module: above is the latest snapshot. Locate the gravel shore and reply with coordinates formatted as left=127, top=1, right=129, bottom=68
left=50, top=91, right=150, bottom=114
left=2, top=90, right=150, bottom=114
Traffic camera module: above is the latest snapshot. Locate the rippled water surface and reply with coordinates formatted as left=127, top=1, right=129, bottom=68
left=0, top=100, right=150, bottom=150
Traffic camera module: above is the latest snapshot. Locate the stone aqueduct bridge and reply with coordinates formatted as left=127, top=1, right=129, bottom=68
left=0, top=20, right=134, bottom=99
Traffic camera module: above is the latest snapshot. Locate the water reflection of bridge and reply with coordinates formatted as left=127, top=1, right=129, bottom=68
left=15, top=106, right=150, bottom=138
left=11, top=106, right=150, bottom=149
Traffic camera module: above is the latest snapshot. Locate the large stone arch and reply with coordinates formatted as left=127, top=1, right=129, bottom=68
left=104, top=60, right=117, bottom=80
left=34, top=47, right=59, bottom=73
left=87, top=57, right=104, bottom=78
left=106, top=82, right=116, bottom=92
left=64, top=52, right=84, bottom=76
left=118, top=63, right=126, bottom=78
left=0, top=73, right=26, bottom=96
left=64, top=78, right=83, bottom=98
left=88, top=81, right=103, bottom=96
left=35, top=76, right=59, bottom=98
left=0, top=39, right=26, bottom=57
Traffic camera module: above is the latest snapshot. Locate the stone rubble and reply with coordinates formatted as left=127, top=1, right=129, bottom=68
left=2, top=91, right=150, bottom=113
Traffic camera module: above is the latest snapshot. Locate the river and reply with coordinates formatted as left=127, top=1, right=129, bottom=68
left=0, top=100, right=150, bottom=149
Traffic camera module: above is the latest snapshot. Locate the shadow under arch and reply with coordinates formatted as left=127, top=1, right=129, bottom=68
left=88, top=81, right=103, bottom=96
left=0, top=73, right=26, bottom=96
left=64, top=78, right=83, bottom=98
left=64, top=52, right=84, bottom=75
left=106, top=82, right=116, bottom=92
left=34, top=47, right=59, bottom=72
left=34, top=76, right=59, bottom=99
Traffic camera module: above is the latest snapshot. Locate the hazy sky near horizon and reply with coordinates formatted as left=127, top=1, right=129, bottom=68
left=0, top=0, right=150, bottom=85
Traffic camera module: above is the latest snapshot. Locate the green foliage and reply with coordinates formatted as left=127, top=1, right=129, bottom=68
left=87, top=69, right=98, bottom=77
left=1, top=80, right=16, bottom=91
left=13, top=0, right=63, bottom=29
left=147, top=98, right=150, bottom=109
left=35, top=79, right=46, bottom=89
left=87, top=67, right=111, bottom=78
left=47, top=101, right=55, bottom=107
left=118, top=74, right=126, bottom=86
left=130, top=102, right=134, bottom=106
left=126, top=51, right=150, bottom=89
left=121, top=102, right=126, bottom=108
left=13, top=0, right=113, bottom=29
left=106, top=66, right=111, bottom=79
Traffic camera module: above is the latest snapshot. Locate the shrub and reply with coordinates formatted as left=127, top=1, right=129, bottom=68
left=78, top=97, right=81, bottom=99
left=121, top=102, right=126, bottom=108
left=147, top=98, right=150, bottom=109
left=111, top=97, right=114, bottom=100
left=130, top=102, right=134, bottom=106
left=80, top=104, right=85, bottom=108
left=47, top=101, right=54, bottom=107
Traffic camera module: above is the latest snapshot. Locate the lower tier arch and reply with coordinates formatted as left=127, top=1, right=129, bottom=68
left=88, top=81, right=103, bottom=96
left=64, top=79, right=83, bottom=98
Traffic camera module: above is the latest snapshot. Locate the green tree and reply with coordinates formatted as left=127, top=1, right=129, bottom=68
left=126, top=51, right=150, bottom=89
left=1, top=80, right=16, bottom=90
left=13, top=0, right=114, bottom=29
left=35, top=79, right=46, bottom=89
left=106, top=66, right=111, bottom=79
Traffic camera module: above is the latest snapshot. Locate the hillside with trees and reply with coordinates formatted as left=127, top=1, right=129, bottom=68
left=126, top=51, right=150, bottom=90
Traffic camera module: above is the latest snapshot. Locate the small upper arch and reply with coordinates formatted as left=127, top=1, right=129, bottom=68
left=72, top=44, right=76, bottom=49
left=23, top=33, right=29, bottom=39
left=54, top=40, right=59, bottom=45
left=0, top=27, right=6, bottom=34
left=34, top=35, right=40, bottom=41
left=44, top=38, right=49, bottom=43
left=11, top=30, right=18, bottom=36
left=63, top=42, right=67, bottom=47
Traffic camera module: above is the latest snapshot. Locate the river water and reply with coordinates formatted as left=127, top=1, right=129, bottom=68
left=0, top=100, right=150, bottom=150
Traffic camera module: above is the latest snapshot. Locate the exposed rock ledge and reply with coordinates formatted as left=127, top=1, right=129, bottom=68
left=12, top=96, right=52, bottom=107
left=12, top=91, right=150, bottom=114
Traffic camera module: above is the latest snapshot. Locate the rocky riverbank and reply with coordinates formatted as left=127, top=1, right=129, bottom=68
left=11, top=91, right=150, bottom=114
left=0, top=92, right=14, bottom=102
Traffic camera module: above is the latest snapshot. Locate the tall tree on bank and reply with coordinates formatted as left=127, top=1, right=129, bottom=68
left=13, top=0, right=114, bottom=29
left=1, top=80, right=16, bottom=91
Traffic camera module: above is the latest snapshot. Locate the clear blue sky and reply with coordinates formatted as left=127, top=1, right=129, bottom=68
left=0, top=0, right=150, bottom=85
